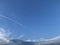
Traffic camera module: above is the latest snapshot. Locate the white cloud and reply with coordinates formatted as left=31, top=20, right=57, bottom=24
left=25, top=40, right=32, bottom=42
left=41, top=36, right=60, bottom=44
left=0, top=27, right=10, bottom=44
left=0, top=27, right=60, bottom=45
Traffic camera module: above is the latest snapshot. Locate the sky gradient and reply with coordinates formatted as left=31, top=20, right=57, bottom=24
left=0, top=0, right=60, bottom=40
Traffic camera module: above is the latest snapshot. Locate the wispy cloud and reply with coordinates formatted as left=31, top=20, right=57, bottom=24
left=0, top=27, right=60, bottom=45
left=41, top=36, right=60, bottom=44
left=0, top=27, right=25, bottom=44
left=0, top=28, right=10, bottom=44
left=25, top=40, right=32, bottom=42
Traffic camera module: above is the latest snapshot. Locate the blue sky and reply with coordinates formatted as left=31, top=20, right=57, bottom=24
left=0, top=0, right=60, bottom=40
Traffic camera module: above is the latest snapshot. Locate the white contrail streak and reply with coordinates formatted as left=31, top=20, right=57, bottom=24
left=17, top=34, right=24, bottom=39
left=0, top=15, right=24, bottom=27
left=0, top=15, right=25, bottom=40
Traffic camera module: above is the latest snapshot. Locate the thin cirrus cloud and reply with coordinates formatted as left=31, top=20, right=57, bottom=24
left=41, top=36, right=60, bottom=45
left=0, top=27, right=24, bottom=42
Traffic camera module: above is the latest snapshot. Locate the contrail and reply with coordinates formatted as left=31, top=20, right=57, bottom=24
left=0, top=15, right=24, bottom=27
left=8, top=34, right=24, bottom=39
left=0, top=15, right=25, bottom=39
left=17, top=34, right=24, bottom=39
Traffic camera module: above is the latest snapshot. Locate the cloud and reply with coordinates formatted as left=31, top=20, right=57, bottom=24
left=41, top=36, right=60, bottom=45
left=0, top=27, right=10, bottom=44
left=24, top=39, right=39, bottom=42
left=0, top=27, right=25, bottom=40
left=0, top=27, right=60, bottom=45
left=25, top=40, right=32, bottom=42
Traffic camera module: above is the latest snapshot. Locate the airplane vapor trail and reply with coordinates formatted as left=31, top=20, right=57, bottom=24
left=0, top=15, right=24, bottom=27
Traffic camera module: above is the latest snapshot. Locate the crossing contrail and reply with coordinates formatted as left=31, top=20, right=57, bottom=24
left=0, top=15, right=25, bottom=40
left=0, top=15, right=24, bottom=27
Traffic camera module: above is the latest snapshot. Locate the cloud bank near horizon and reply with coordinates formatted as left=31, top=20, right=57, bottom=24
left=39, top=36, right=60, bottom=45
left=0, top=27, right=60, bottom=45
